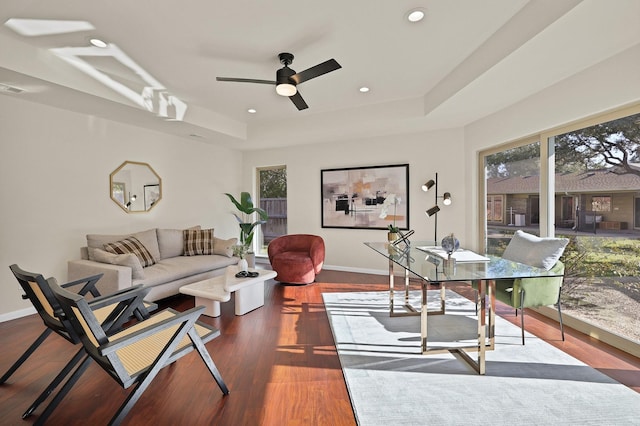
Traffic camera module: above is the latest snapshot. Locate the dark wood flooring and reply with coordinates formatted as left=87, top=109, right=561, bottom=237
left=1, top=270, right=639, bottom=425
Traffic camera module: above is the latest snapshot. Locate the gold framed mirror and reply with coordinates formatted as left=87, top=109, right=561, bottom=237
left=109, top=161, right=162, bottom=213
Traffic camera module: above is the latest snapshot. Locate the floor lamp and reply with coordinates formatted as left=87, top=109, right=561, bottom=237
left=422, top=172, right=452, bottom=243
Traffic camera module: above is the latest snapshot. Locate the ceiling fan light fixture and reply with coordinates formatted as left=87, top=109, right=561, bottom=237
left=276, top=83, right=297, bottom=97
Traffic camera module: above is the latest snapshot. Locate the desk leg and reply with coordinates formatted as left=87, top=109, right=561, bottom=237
left=404, top=268, right=410, bottom=306
left=421, top=280, right=428, bottom=353
left=388, top=258, right=395, bottom=315
left=477, top=280, right=487, bottom=375
left=488, top=279, right=496, bottom=348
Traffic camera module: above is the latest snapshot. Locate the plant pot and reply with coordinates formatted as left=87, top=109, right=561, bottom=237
left=387, top=232, right=399, bottom=242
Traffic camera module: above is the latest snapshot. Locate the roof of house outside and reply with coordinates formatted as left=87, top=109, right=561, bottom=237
left=487, top=169, right=640, bottom=195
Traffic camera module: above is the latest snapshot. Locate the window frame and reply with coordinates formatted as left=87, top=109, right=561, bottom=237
left=478, top=102, right=640, bottom=358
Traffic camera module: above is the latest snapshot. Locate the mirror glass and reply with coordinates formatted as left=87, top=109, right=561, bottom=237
left=109, top=161, right=162, bottom=213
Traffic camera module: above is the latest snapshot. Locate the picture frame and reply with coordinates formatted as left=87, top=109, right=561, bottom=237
left=144, top=184, right=160, bottom=210
left=321, top=164, right=409, bottom=230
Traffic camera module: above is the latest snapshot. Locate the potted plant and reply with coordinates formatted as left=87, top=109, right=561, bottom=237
left=232, top=244, right=249, bottom=272
left=224, top=192, right=269, bottom=266
left=379, top=194, right=401, bottom=241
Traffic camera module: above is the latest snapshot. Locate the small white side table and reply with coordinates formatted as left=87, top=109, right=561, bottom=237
left=179, top=266, right=277, bottom=317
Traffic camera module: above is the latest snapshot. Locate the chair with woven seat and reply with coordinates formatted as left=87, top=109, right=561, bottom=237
left=36, top=281, right=229, bottom=425
left=2, top=264, right=156, bottom=419
left=267, top=234, right=325, bottom=284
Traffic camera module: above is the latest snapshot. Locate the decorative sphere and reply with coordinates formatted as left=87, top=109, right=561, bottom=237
left=441, top=234, right=460, bottom=254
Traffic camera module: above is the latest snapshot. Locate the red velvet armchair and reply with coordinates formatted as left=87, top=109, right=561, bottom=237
left=267, top=234, right=325, bottom=285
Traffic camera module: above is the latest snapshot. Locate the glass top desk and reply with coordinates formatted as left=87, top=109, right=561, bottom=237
left=364, top=241, right=563, bottom=374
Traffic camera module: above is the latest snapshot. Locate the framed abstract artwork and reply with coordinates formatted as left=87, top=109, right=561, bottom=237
left=321, top=164, right=409, bottom=230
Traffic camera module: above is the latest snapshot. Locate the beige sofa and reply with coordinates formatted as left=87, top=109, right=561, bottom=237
left=67, top=228, right=239, bottom=301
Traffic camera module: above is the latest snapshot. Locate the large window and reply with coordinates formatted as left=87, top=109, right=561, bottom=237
left=480, top=106, right=640, bottom=355
left=553, top=111, right=640, bottom=347
left=256, top=166, right=287, bottom=256
left=483, top=141, right=540, bottom=255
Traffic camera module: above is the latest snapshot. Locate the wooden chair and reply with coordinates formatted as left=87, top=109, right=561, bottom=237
left=2, top=264, right=155, bottom=418
left=36, top=280, right=229, bottom=425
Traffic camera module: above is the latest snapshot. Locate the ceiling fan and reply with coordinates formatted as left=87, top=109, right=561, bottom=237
left=216, top=52, right=341, bottom=111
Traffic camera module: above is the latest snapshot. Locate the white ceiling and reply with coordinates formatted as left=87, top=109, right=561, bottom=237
left=1, top=0, right=639, bottom=150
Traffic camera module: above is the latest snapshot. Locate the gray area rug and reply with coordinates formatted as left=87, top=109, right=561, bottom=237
left=322, top=290, right=640, bottom=425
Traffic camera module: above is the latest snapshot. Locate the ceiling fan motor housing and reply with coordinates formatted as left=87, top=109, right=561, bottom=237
left=276, top=65, right=296, bottom=86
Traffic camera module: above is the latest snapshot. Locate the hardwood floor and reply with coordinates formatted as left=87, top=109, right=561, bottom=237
left=1, top=269, right=639, bottom=425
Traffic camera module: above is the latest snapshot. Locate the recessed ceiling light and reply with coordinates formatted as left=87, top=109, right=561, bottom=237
left=406, top=8, right=426, bottom=23
left=89, top=38, right=107, bottom=48
left=359, top=87, right=370, bottom=93
left=247, top=108, right=257, bottom=114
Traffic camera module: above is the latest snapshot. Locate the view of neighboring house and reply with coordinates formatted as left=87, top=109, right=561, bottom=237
left=487, top=169, right=640, bottom=231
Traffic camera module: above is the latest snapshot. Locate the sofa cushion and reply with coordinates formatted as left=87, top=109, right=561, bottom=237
left=87, top=228, right=161, bottom=262
left=88, top=248, right=145, bottom=280
left=183, top=228, right=215, bottom=256
left=213, top=237, right=237, bottom=257
left=104, top=236, right=157, bottom=267
left=135, top=255, right=238, bottom=287
left=157, top=226, right=201, bottom=259
left=502, top=230, right=569, bottom=270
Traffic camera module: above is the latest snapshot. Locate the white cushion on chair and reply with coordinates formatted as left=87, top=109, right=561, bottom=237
left=502, top=230, right=569, bottom=270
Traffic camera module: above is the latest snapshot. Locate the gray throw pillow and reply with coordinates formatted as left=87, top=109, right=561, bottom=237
left=213, top=237, right=238, bottom=257
left=502, top=230, right=569, bottom=270
left=89, top=248, right=145, bottom=280
left=157, top=226, right=202, bottom=259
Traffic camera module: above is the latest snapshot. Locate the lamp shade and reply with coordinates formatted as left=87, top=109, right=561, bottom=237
left=276, top=83, right=297, bottom=97
left=421, top=180, right=435, bottom=192
left=426, top=205, right=440, bottom=217
left=442, top=192, right=452, bottom=205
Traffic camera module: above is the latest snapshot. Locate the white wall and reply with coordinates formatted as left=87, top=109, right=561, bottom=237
left=243, top=128, right=467, bottom=273
left=0, top=96, right=243, bottom=318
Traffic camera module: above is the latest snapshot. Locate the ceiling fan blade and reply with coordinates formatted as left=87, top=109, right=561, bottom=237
left=290, top=59, right=341, bottom=85
left=216, top=77, right=276, bottom=85
left=289, top=91, right=308, bottom=110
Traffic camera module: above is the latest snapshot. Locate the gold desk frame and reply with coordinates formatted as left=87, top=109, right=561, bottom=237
left=387, top=257, right=496, bottom=375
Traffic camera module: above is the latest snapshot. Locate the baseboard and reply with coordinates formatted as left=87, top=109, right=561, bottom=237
left=254, top=255, right=388, bottom=276
left=321, top=264, right=388, bottom=276
left=0, top=306, right=36, bottom=323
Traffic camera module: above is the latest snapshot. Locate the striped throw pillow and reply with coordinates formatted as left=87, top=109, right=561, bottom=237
left=104, top=236, right=156, bottom=267
left=183, top=228, right=215, bottom=256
